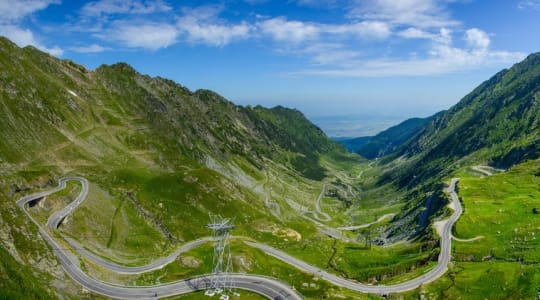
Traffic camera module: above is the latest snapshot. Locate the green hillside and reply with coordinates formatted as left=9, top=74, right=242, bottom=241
left=4, top=34, right=540, bottom=299
left=335, top=136, right=372, bottom=153
left=383, top=52, right=540, bottom=188
left=0, top=36, right=364, bottom=299
left=355, top=115, right=439, bottom=159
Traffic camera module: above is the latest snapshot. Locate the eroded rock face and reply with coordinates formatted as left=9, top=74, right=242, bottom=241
left=233, top=255, right=253, bottom=273
left=180, top=256, right=202, bottom=268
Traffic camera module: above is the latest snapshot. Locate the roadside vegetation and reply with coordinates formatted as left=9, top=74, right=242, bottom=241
left=4, top=36, right=540, bottom=299
left=420, top=160, right=540, bottom=299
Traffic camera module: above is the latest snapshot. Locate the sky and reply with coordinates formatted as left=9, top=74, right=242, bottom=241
left=1, top=0, right=539, bottom=136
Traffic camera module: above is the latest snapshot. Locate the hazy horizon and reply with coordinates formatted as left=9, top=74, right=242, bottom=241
left=310, top=114, right=417, bottom=138
left=2, top=0, right=539, bottom=136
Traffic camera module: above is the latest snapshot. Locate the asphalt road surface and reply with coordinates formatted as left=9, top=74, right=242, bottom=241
left=246, top=178, right=462, bottom=294
left=18, top=177, right=302, bottom=300
left=63, top=236, right=211, bottom=274
left=18, top=176, right=462, bottom=297
left=46, top=177, right=89, bottom=229
left=337, top=213, right=396, bottom=231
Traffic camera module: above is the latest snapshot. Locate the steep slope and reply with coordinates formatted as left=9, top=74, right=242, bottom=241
left=382, top=52, right=540, bottom=188
left=250, top=105, right=340, bottom=180
left=335, top=136, right=372, bottom=153
left=0, top=36, right=341, bottom=173
left=358, top=53, right=540, bottom=244
left=355, top=115, right=439, bottom=159
left=0, top=36, right=356, bottom=298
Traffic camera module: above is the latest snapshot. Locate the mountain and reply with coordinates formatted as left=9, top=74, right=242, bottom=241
left=4, top=34, right=540, bottom=299
left=382, top=52, right=540, bottom=188
left=364, top=52, right=540, bottom=245
left=248, top=105, right=340, bottom=180
left=334, top=136, right=372, bottom=152
left=0, top=36, right=341, bottom=176
left=354, top=115, right=439, bottom=159
left=0, top=36, right=355, bottom=298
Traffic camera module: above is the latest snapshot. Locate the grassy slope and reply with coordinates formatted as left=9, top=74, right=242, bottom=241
left=388, top=52, right=540, bottom=189
left=8, top=35, right=540, bottom=300
left=0, top=245, right=54, bottom=300
left=421, top=160, right=540, bottom=299
left=3, top=37, right=415, bottom=299
left=358, top=52, right=540, bottom=247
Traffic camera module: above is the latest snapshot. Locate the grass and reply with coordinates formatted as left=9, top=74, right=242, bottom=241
left=0, top=244, right=54, bottom=300
left=76, top=237, right=353, bottom=299
left=423, top=262, right=539, bottom=299
left=453, top=160, right=540, bottom=263
left=5, top=152, right=441, bottom=300
left=44, top=157, right=540, bottom=300
left=172, top=290, right=264, bottom=300
left=415, top=159, right=540, bottom=299
left=60, top=181, right=172, bottom=265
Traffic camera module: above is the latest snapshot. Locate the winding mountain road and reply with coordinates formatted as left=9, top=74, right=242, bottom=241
left=63, top=236, right=211, bottom=274
left=471, top=165, right=504, bottom=177
left=17, top=178, right=302, bottom=299
left=46, top=177, right=89, bottom=229
left=247, top=178, right=462, bottom=294
left=337, top=213, right=396, bottom=231
left=18, top=176, right=463, bottom=297
left=302, top=184, right=331, bottom=222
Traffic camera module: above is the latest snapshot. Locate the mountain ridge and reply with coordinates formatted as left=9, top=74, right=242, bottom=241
left=4, top=34, right=540, bottom=299
left=338, top=114, right=441, bottom=159
left=0, top=36, right=358, bottom=298
left=373, top=51, right=540, bottom=189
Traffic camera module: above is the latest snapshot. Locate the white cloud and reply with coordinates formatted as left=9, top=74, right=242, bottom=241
left=258, top=18, right=390, bottom=45
left=435, top=28, right=452, bottom=45
left=178, top=21, right=251, bottom=47
left=465, top=28, right=490, bottom=51
left=70, top=44, right=108, bottom=53
left=325, top=21, right=391, bottom=39
left=349, top=0, right=459, bottom=28
left=256, top=17, right=390, bottom=65
left=259, top=17, right=319, bottom=43
left=293, top=27, right=524, bottom=77
left=518, top=0, right=540, bottom=10
left=84, top=4, right=252, bottom=49
left=81, top=0, right=171, bottom=16
left=0, top=0, right=62, bottom=56
left=177, top=8, right=252, bottom=47
left=98, top=22, right=179, bottom=50
left=0, top=25, right=63, bottom=56
left=0, top=25, right=35, bottom=45
left=398, top=27, right=435, bottom=39
left=0, top=0, right=60, bottom=23
left=304, top=43, right=362, bottom=64
left=294, top=51, right=525, bottom=77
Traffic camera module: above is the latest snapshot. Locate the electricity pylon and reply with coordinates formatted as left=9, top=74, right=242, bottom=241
left=206, top=214, right=235, bottom=294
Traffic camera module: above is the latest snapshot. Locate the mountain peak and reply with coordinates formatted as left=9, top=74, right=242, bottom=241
left=522, top=51, right=540, bottom=65
left=0, top=36, right=16, bottom=47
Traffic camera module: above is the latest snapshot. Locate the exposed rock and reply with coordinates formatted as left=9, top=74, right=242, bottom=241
left=180, top=256, right=201, bottom=268
left=233, top=255, right=253, bottom=272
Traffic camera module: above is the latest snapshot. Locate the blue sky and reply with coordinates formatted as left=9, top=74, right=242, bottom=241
left=1, top=0, right=539, bottom=136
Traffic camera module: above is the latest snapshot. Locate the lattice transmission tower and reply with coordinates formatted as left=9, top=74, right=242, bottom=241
left=206, top=214, right=235, bottom=295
